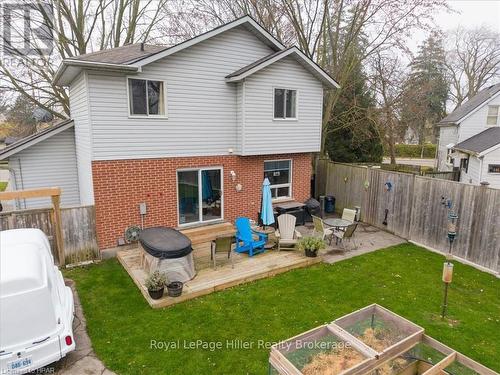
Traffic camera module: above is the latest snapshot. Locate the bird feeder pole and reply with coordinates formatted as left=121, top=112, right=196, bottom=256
left=441, top=211, right=458, bottom=319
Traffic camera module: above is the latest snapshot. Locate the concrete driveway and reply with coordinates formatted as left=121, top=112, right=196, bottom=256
left=36, top=280, right=116, bottom=375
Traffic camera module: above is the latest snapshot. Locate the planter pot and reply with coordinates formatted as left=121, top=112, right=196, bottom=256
left=148, top=287, right=164, bottom=300
left=304, top=249, right=318, bottom=258
left=167, top=281, right=183, bottom=297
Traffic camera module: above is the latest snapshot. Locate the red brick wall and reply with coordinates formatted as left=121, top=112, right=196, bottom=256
left=92, top=153, right=312, bottom=250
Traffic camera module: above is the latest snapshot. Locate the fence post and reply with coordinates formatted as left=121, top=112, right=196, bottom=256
left=362, top=167, right=370, bottom=222
left=51, top=194, right=65, bottom=266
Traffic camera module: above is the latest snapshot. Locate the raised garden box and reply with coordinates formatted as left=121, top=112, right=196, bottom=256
left=269, top=304, right=498, bottom=375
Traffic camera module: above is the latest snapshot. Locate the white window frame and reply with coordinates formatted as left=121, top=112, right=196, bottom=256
left=486, top=105, right=499, bottom=126
left=264, top=159, right=293, bottom=201
left=487, top=164, right=500, bottom=174
left=126, top=77, right=168, bottom=118
left=176, top=166, right=224, bottom=226
left=272, top=87, right=298, bottom=121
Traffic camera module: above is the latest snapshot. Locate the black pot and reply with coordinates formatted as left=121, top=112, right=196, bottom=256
left=148, top=287, right=164, bottom=300
left=167, top=281, right=183, bottom=297
left=305, top=248, right=318, bottom=258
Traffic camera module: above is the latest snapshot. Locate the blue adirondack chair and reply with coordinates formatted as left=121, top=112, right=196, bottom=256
left=235, top=217, right=267, bottom=257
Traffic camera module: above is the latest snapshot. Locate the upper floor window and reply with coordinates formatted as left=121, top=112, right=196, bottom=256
left=486, top=105, right=499, bottom=126
left=274, top=88, right=297, bottom=119
left=128, top=78, right=166, bottom=116
left=488, top=164, right=500, bottom=174
left=264, top=160, right=292, bottom=199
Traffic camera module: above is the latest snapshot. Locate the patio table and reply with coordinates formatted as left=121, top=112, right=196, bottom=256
left=323, top=218, right=352, bottom=229
left=252, top=226, right=276, bottom=250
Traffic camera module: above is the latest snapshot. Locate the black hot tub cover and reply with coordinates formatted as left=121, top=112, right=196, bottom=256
left=139, top=227, right=192, bottom=259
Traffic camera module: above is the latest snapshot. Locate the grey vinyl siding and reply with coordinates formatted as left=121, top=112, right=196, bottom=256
left=69, top=72, right=94, bottom=205
left=235, top=82, right=244, bottom=154
left=9, top=128, right=80, bottom=208
left=241, top=56, right=323, bottom=155
left=86, top=26, right=274, bottom=160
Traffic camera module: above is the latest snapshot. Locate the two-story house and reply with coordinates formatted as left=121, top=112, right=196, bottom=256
left=437, top=83, right=500, bottom=188
left=0, top=16, right=339, bottom=251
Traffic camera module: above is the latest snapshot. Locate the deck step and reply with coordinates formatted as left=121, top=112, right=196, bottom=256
left=181, top=222, right=235, bottom=246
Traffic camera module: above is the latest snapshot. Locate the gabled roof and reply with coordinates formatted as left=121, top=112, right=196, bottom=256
left=54, top=15, right=285, bottom=86
left=438, top=83, right=500, bottom=126
left=453, top=127, right=500, bottom=156
left=70, top=43, right=169, bottom=65
left=225, top=46, right=340, bottom=89
left=0, top=119, right=74, bottom=160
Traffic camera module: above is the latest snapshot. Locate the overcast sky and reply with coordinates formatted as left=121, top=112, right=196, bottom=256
left=410, top=0, right=500, bottom=51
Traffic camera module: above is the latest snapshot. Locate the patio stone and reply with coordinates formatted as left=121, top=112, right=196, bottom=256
left=296, top=221, right=406, bottom=264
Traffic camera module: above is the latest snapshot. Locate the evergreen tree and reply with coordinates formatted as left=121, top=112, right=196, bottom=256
left=325, top=43, right=383, bottom=163
left=401, top=32, right=448, bottom=144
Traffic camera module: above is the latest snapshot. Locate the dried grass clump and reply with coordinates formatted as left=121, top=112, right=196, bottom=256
left=302, top=347, right=364, bottom=375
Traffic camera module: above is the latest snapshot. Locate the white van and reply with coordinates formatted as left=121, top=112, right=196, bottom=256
left=0, top=229, right=75, bottom=374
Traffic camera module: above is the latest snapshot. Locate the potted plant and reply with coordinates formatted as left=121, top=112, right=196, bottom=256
left=144, top=270, right=167, bottom=300
left=298, top=236, right=326, bottom=257
left=166, top=280, right=184, bottom=297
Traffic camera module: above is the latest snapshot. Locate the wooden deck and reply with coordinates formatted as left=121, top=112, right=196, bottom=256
left=117, top=223, right=321, bottom=308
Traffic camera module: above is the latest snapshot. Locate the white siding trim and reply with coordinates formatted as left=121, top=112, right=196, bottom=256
left=226, top=47, right=340, bottom=89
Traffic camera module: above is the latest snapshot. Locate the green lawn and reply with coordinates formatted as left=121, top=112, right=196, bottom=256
left=0, top=181, right=7, bottom=191
left=65, top=244, right=500, bottom=375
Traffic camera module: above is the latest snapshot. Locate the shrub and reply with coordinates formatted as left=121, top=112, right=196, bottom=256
left=385, top=144, right=437, bottom=158
left=145, top=271, right=167, bottom=291
left=297, top=236, right=326, bottom=254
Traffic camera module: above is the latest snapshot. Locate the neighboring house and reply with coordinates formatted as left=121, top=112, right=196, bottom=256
left=0, top=16, right=339, bottom=251
left=437, top=83, right=500, bottom=188
left=0, top=137, right=19, bottom=150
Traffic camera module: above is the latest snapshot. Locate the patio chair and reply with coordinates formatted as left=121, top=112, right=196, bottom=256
left=275, top=214, right=302, bottom=251
left=312, top=215, right=333, bottom=242
left=342, top=208, right=357, bottom=223
left=210, top=235, right=234, bottom=269
left=333, top=223, right=358, bottom=250
left=342, top=208, right=357, bottom=222
left=234, top=217, right=267, bottom=257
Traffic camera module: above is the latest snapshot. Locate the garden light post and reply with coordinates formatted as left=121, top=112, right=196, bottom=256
left=441, top=211, right=458, bottom=319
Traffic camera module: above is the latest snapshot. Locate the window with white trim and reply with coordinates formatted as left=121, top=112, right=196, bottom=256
left=264, top=160, right=292, bottom=199
left=486, top=105, right=499, bottom=126
left=274, top=88, right=296, bottom=119
left=128, top=78, right=165, bottom=116
left=488, top=164, right=500, bottom=173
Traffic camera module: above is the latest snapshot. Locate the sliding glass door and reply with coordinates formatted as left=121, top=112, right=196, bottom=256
left=178, top=168, right=222, bottom=225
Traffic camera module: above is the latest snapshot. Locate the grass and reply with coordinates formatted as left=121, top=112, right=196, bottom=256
left=65, top=243, right=500, bottom=375
left=0, top=181, right=7, bottom=191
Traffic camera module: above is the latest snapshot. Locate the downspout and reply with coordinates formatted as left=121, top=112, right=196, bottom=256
left=478, top=156, right=484, bottom=184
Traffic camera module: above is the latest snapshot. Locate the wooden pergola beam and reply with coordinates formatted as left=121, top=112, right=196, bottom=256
left=0, top=187, right=61, bottom=200
left=0, top=187, right=65, bottom=266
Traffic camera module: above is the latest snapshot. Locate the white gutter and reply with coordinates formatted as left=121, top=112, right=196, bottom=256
left=53, top=60, right=139, bottom=86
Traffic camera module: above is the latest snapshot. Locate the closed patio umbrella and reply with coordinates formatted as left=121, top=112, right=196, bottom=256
left=261, top=178, right=275, bottom=226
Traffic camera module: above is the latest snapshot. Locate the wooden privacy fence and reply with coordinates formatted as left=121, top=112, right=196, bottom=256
left=316, top=159, right=500, bottom=274
left=0, top=204, right=99, bottom=265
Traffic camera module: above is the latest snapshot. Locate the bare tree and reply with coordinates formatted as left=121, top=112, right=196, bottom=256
left=369, top=51, right=407, bottom=164
left=446, top=26, right=500, bottom=108
left=0, top=0, right=169, bottom=118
